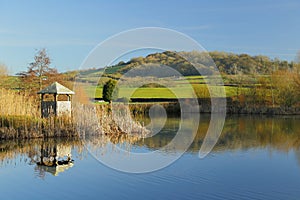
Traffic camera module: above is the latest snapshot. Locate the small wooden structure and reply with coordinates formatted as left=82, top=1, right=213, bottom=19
left=37, top=82, right=75, bottom=118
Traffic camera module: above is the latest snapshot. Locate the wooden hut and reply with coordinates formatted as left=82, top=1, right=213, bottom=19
left=37, top=82, right=75, bottom=118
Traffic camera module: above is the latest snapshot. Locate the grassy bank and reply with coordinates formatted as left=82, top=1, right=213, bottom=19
left=128, top=99, right=300, bottom=115
left=85, top=71, right=300, bottom=111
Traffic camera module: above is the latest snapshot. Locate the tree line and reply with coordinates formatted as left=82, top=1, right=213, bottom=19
left=107, top=51, right=299, bottom=76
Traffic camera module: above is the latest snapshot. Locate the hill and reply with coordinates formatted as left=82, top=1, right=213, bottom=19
left=74, top=51, right=298, bottom=82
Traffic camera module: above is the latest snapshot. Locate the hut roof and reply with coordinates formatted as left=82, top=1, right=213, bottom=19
left=37, top=82, right=75, bottom=95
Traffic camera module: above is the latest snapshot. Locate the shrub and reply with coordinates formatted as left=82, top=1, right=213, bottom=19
left=102, top=79, right=119, bottom=102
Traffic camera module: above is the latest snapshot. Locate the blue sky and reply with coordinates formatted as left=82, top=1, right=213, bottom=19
left=0, top=0, right=299, bottom=74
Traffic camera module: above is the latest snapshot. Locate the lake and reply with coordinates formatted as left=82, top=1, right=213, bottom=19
left=1, top=114, right=300, bottom=200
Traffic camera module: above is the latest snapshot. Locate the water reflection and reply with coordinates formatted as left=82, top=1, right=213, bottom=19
left=0, top=139, right=84, bottom=178
left=33, top=139, right=74, bottom=177
left=135, top=115, right=300, bottom=154
left=0, top=115, right=300, bottom=176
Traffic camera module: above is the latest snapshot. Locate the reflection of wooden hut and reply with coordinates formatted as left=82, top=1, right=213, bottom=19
left=35, top=162, right=74, bottom=176
left=36, top=143, right=74, bottom=176
left=37, top=82, right=75, bottom=118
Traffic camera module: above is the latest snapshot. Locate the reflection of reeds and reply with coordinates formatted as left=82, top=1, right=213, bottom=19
left=0, top=134, right=143, bottom=168
left=85, top=131, right=144, bottom=158
left=0, top=138, right=85, bottom=167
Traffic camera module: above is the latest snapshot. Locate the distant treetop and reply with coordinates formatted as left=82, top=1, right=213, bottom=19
left=105, top=51, right=297, bottom=76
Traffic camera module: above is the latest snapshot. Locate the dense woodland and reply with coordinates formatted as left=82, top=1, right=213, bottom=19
left=105, top=51, right=300, bottom=76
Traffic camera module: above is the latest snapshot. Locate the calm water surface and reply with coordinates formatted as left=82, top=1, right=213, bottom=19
left=1, top=115, right=300, bottom=200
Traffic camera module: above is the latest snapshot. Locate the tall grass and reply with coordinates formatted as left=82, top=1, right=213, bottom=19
left=72, top=102, right=149, bottom=138
left=0, top=88, right=39, bottom=116
left=0, top=88, right=148, bottom=140
left=0, top=88, right=42, bottom=139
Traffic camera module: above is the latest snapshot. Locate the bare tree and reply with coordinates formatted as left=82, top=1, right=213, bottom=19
left=18, top=48, right=59, bottom=92
left=29, top=48, right=57, bottom=90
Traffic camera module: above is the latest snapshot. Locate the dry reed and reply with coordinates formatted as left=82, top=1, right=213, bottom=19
left=0, top=87, right=149, bottom=140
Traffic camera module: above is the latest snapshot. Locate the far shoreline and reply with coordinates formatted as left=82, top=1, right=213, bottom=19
left=123, top=98, right=300, bottom=115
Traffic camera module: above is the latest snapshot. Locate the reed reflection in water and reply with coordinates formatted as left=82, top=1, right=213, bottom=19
left=0, top=115, right=300, bottom=175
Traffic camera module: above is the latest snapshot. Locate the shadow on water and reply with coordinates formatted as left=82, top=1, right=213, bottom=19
left=1, top=114, right=300, bottom=176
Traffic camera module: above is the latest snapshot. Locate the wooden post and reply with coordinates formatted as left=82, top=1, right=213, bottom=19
left=41, top=94, right=45, bottom=118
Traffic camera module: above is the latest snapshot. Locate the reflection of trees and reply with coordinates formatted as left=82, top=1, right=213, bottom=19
left=136, top=115, right=300, bottom=153
left=0, top=139, right=41, bottom=167
left=134, top=114, right=198, bottom=152
left=217, top=116, right=300, bottom=152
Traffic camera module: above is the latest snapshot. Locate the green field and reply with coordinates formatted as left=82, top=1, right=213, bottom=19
left=87, top=83, right=244, bottom=99
left=77, top=71, right=260, bottom=100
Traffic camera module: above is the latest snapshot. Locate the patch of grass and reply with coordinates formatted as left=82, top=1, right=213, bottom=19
left=83, top=75, right=274, bottom=100
left=88, top=85, right=239, bottom=99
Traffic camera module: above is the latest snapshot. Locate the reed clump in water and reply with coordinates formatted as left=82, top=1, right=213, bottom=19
left=0, top=88, right=41, bottom=139
left=0, top=115, right=79, bottom=140
left=0, top=88, right=149, bottom=140
left=73, top=102, right=149, bottom=137
left=0, top=88, right=39, bottom=116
